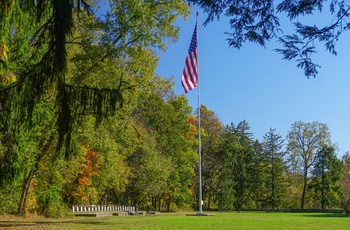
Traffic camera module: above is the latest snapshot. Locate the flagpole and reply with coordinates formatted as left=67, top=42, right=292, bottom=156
left=196, top=12, right=203, bottom=215
left=183, top=12, right=213, bottom=216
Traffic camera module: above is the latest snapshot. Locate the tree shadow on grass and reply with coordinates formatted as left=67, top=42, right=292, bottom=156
left=302, top=213, right=350, bottom=218
left=0, top=222, right=54, bottom=228
left=0, top=220, right=110, bottom=228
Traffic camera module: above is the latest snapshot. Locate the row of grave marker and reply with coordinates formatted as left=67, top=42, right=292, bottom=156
left=72, top=205, right=135, bottom=213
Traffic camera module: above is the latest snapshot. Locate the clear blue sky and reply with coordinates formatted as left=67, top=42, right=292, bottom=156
left=156, top=8, right=350, bottom=157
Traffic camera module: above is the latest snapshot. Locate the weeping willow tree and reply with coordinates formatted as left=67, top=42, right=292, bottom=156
left=0, top=0, right=190, bottom=214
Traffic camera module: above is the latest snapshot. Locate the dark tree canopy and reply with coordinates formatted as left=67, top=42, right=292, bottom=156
left=188, top=0, right=350, bottom=78
left=0, top=0, right=104, bottom=155
left=0, top=0, right=188, bottom=156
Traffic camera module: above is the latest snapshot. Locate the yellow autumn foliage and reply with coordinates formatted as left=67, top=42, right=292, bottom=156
left=0, top=40, right=8, bottom=62
left=1, top=73, right=17, bottom=84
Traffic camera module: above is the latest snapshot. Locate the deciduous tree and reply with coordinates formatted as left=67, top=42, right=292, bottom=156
left=0, top=0, right=190, bottom=155
left=188, top=0, right=350, bottom=77
left=197, top=105, right=224, bottom=209
left=286, top=121, right=331, bottom=209
left=339, top=152, right=350, bottom=214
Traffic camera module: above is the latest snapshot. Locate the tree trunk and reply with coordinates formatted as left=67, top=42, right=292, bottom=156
left=271, top=172, right=276, bottom=209
left=123, top=190, right=129, bottom=206
left=301, top=170, right=307, bottom=210
left=208, top=187, right=211, bottom=209
left=112, top=189, right=119, bottom=204
left=271, top=157, right=275, bottom=209
left=18, top=169, right=36, bottom=214
left=321, top=173, right=325, bottom=210
left=158, top=197, right=161, bottom=211
left=167, top=197, right=171, bottom=212
left=17, top=131, right=55, bottom=215
left=152, top=197, right=156, bottom=211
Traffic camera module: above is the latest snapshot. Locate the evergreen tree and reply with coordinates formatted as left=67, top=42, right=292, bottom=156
left=218, top=121, right=256, bottom=211
left=261, top=128, right=287, bottom=209
left=308, top=146, right=342, bottom=209
left=0, top=0, right=190, bottom=156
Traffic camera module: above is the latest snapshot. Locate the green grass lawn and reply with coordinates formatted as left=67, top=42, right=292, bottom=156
left=1, top=211, right=349, bottom=229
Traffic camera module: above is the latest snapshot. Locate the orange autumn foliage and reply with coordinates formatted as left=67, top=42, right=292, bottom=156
left=189, top=117, right=196, bottom=125
left=184, top=117, right=197, bottom=140
left=78, top=149, right=101, bottom=186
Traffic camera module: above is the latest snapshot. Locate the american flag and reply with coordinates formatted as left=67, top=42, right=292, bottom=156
left=181, top=23, right=198, bottom=93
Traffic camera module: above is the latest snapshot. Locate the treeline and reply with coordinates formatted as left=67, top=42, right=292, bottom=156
left=199, top=118, right=350, bottom=214
left=0, top=1, right=350, bottom=218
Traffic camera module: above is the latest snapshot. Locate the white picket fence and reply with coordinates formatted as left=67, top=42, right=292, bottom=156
left=72, top=205, right=135, bottom=213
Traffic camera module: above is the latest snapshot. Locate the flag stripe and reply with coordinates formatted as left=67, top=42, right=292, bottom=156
left=189, top=51, right=198, bottom=81
left=181, top=23, right=198, bottom=93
